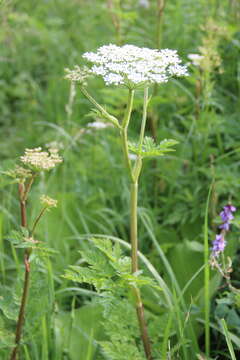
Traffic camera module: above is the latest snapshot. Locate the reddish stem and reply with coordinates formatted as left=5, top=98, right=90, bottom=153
left=10, top=184, right=31, bottom=360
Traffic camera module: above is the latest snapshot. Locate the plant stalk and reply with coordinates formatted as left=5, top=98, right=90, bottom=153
left=121, top=87, right=152, bottom=359
left=79, top=86, right=120, bottom=129
left=130, top=182, right=152, bottom=359
left=10, top=184, right=31, bottom=360
left=121, top=89, right=135, bottom=181
left=31, top=206, right=47, bottom=235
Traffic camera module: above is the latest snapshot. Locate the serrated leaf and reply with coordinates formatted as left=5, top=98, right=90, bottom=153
left=0, top=290, right=19, bottom=321
left=5, top=230, right=23, bottom=245
left=128, top=137, right=178, bottom=158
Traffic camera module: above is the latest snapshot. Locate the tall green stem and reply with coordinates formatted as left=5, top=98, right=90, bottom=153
left=121, top=87, right=152, bottom=359
left=130, top=181, right=152, bottom=359
left=130, top=182, right=138, bottom=273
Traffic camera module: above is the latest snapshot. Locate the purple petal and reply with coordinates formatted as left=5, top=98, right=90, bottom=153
left=224, top=205, right=236, bottom=213
left=219, top=222, right=230, bottom=231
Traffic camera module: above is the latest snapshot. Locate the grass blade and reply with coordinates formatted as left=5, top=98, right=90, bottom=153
left=220, top=319, right=237, bottom=360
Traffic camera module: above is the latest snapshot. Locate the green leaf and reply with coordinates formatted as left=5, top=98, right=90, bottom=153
left=0, top=289, right=19, bottom=321
left=128, top=137, right=178, bottom=158
left=5, top=230, right=23, bottom=245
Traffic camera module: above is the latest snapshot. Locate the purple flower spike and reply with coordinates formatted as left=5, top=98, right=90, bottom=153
left=218, top=204, right=236, bottom=233
left=212, top=234, right=226, bottom=257
left=211, top=204, right=236, bottom=260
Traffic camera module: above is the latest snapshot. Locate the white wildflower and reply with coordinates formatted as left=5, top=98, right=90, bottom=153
left=40, top=195, right=58, bottom=208
left=187, top=53, right=204, bottom=67
left=87, top=121, right=112, bottom=129
left=81, top=44, right=188, bottom=88
left=20, top=147, right=62, bottom=171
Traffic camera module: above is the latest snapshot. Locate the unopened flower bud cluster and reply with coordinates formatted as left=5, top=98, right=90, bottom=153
left=20, top=147, right=62, bottom=171
left=40, top=195, right=58, bottom=208
left=66, top=44, right=188, bottom=88
left=65, top=65, right=90, bottom=85
left=4, top=166, right=32, bottom=182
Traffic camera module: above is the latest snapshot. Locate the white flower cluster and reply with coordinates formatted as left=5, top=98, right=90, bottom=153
left=82, top=44, right=188, bottom=87
left=20, top=147, right=62, bottom=171
left=40, top=195, right=58, bottom=208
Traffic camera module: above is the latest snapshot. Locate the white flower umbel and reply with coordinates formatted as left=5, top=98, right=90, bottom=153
left=20, top=147, right=63, bottom=171
left=82, top=44, right=188, bottom=88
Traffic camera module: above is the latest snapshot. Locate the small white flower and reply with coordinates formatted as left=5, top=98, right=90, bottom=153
left=87, top=121, right=111, bottom=129
left=187, top=53, right=204, bottom=67
left=67, top=44, right=188, bottom=88
left=20, top=147, right=63, bottom=171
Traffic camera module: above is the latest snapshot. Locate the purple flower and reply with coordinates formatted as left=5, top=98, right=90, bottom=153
left=211, top=204, right=236, bottom=259
left=220, top=208, right=234, bottom=223
left=212, top=234, right=226, bottom=257
left=219, top=222, right=230, bottom=231
left=225, top=205, right=236, bottom=213
left=219, top=204, right=236, bottom=231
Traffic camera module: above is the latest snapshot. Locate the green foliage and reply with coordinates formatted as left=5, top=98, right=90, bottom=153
left=64, top=238, right=163, bottom=359
left=129, top=137, right=178, bottom=158
left=64, top=237, right=158, bottom=293
left=99, top=300, right=145, bottom=360
left=6, top=227, right=57, bottom=255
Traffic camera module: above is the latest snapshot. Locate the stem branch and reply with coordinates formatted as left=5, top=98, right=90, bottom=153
left=121, top=89, right=135, bottom=181
left=31, top=207, right=47, bottom=236
left=80, top=86, right=121, bottom=129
